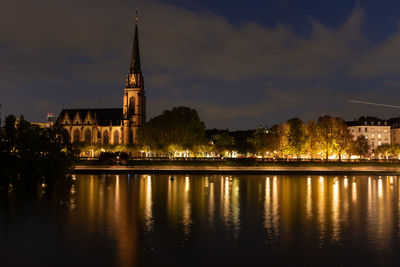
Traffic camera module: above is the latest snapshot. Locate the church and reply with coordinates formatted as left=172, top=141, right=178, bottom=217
left=57, top=16, right=146, bottom=145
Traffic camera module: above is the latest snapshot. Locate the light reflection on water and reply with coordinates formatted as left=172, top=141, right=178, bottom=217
left=2, top=174, right=400, bottom=266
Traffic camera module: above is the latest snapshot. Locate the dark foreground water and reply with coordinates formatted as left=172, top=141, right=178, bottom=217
left=1, top=174, right=400, bottom=266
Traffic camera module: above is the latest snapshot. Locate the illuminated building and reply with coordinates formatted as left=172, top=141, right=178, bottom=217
left=387, top=117, right=400, bottom=144
left=57, top=14, right=146, bottom=145
left=347, top=116, right=390, bottom=152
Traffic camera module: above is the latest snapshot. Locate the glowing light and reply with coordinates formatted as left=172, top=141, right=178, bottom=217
left=209, top=181, right=215, bottom=226
left=332, top=178, right=340, bottom=240
left=344, top=177, right=348, bottom=188
left=185, top=176, right=190, bottom=192
left=378, top=178, right=383, bottom=198
left=145, top=175, right=153, bottom=231
left=352, top=182, right=357, bottom=202
left=306, top=176, right=312, bottom=218
left=264, top=177, right=271, bottom=232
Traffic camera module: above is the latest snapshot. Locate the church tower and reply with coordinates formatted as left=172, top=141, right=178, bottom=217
left=123, top=11, right=146, bottom=144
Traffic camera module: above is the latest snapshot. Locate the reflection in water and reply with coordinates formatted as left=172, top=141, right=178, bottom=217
left=378, top=178, right=383, bottom=199
left=306, top=177, right=312, bottom=219
left=4, top=174, right=400, bottom=266
left=223, top=177, right=230, bottom=227
left=332, top=178, right=340, bottom=241
left=209, top=180, right=215, bottom=226
left=352, top=181, right=357, bottom=202
left=264, top=176, right=279, bottom=235
left=272, top=176, right=279, bottom=235
left=265, top=177, right=271, bottom=231
left=183, top=176, right=191, bottom=236
left=318, top=176, right=326, bottom=238
left=145, top=175, right=153, bottom=232
left=232, top=178, right=240, bottom=240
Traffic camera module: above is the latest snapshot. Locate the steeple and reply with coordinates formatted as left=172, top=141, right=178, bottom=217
left=130, top=9, right=141, bottom=75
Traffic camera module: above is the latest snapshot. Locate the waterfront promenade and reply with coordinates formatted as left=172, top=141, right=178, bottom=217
left=74, top=165, right=400, bottom=175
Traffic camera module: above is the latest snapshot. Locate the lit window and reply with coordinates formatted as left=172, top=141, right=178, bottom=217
left=378, top=134, right=382, bottom=139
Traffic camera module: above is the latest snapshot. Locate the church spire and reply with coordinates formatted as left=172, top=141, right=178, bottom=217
left=130, top=9, right=141, bottom=74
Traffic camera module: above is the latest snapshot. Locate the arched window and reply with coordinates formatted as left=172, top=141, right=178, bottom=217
left=84, top=129, right=91, bottom=143
left=103, top=131, right=109, bottom=145
left=113, top=130, right=120, bottom=145
left=73, top=129, right=80, bottom=143
left=129, top=97, right=135, bottom=116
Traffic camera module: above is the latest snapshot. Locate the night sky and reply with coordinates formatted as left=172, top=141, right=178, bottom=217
left=2, top=0, right=400, bottom=129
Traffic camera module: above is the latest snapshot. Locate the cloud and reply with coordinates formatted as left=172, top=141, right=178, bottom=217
left=384, top=79, right=400, bottom=87
left=141, top=1, right=366, bottom=80
left=1, top=0, right=400, bottom=128
left=350, top=26, right=400, bottom=77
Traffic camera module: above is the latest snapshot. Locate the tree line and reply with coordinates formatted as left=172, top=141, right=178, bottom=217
left=252, top=116, right=369, bottom=160
left=133, top=107, right=371, bottom=160
left=0, top=109, right=74, bottom=176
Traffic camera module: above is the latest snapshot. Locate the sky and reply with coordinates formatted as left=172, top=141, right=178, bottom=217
left=2, top=0, right=400, bottom=129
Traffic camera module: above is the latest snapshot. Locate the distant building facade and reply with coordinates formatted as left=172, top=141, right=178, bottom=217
left=387, top=117, right=400, bottom=144
left=57, top=17, right=146, bottom=145
left=347, top=116, right=390, bottom=152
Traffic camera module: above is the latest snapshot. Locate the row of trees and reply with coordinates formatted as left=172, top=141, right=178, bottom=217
left=375, top=144, right=400, bottom=158
left=253, top=116, right=370, bottom=160
left=132, top=107, right=370, bottom=160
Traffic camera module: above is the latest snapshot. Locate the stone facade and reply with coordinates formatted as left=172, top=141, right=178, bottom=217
left=347, top=116, right=390, bottom=152
left=58, top=18, right=145, bottom=145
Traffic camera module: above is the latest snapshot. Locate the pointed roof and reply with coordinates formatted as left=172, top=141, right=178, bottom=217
left=130, top=10, right=141, bottom=74
left=58, top=109, right=123, bottom=126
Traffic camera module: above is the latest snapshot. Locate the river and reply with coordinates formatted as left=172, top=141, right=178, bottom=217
left=1, top=174, right=400, bottom=266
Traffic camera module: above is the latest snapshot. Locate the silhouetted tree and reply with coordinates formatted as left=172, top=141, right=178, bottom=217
left=4, top=114, right=16, bottom=153
left=350, top=135, right=370, bottom=159
left=137, top=106, right=206, bottom=153
left=214, top=131, right=233, bottom=155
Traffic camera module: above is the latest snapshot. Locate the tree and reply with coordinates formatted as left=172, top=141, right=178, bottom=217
left=317, top=116, right=335, bottom=161
left=332, top=117, right=353, bottom=161
left=286, top=118, right=307, bottom=157
left=4, top=114, right=16, bottom=153
left=5, top=116, right=75, bottom=176
left=231, top=130, right=256, bottom=156
left=137, top=106, right=206, bottom=153
left=268, top=123, right=289, bottom=158
left=214, top=131, right=233, bottom=156
left=375, top=144, right=391, bottom=159
left=252, top=126, right=269, bottom=156
left=305, top=120, right=319, bottom=159
left=350, top=135, right=370, bottom=159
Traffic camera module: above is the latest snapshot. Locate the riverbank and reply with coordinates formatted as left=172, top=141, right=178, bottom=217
left=74, top=164, right=400, bottom=175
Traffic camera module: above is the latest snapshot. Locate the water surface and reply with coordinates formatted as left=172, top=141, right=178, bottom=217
left=1, top=174, right=400, bottom=266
